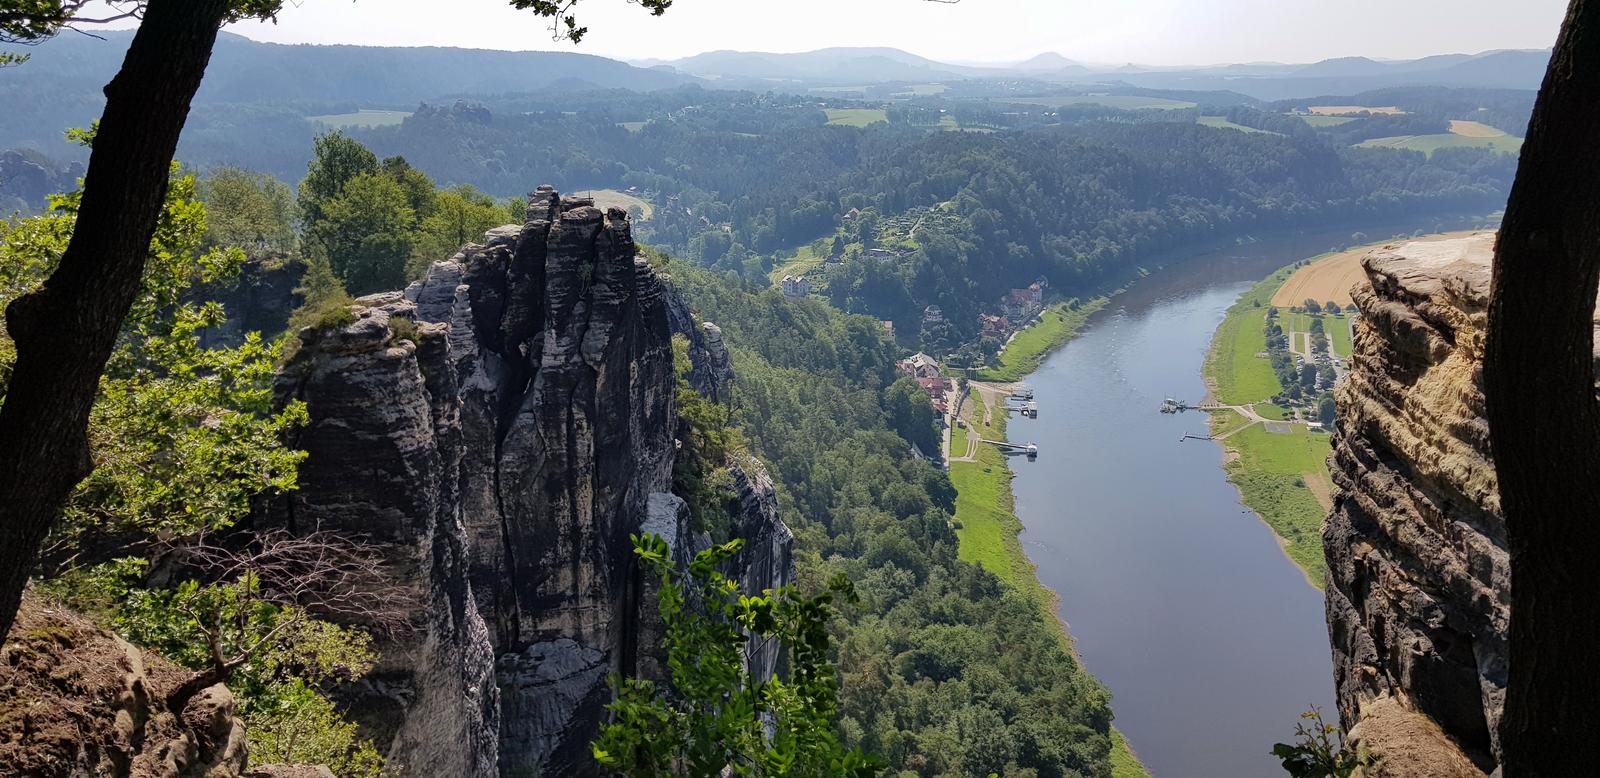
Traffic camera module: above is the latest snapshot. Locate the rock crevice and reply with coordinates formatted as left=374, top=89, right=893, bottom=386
left=276, top=189, right=792, bottom=776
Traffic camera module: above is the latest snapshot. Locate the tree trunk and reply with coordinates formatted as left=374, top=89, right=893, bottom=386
left=0, top=0, right=231, bottom=641
left=1485, top=0, right=1600, bottom=772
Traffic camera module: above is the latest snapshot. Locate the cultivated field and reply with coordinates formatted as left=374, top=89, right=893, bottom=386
left=1269, top=230, right=1493, bottom=308
left=1308, top=105, right=1405, bottom=115
left=1000, top=95, right=1197, bottom=110
left=824, top=108, right=889, bottom=127
left=1198, top=116, right=1282, bottom=135
left=1271, top=247, right=1372, bottom=309
left=572, top=189, right=654, bottom=220
left=1448, top=119, right=1508, bottom=138
left=1356, top=133, right=1523, bottom=156
left=1294, top=115, right=1356, bottom=127
left=894, top=83, right=949, bottom=97
left=306, top=109, right=413, bottom=128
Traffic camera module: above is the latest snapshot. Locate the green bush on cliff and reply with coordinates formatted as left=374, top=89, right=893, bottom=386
left=4, top=146, right=383, bottom=778
left=593, top=534, right=883, bottom=777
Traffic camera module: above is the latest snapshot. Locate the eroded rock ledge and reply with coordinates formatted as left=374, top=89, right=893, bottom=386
left=1325, top=232, right=1600, bottom=775
left=274, top=188, right=792, bottom=776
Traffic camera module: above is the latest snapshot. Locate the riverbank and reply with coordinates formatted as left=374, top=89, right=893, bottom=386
left=974, top=297, right=1110, bottom=382
left=1203, top=264, right=1337, bottom=586
left=950, top=382, right=1150, bottom=777
left=1198, top=232, right=1469, bottom=587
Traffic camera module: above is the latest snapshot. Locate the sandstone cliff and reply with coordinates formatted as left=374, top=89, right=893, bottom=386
left=275, top=189, right=792, bottom=776
left=1325, top=232, right=1600, bottom=775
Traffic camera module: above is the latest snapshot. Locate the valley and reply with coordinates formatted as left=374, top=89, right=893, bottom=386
left=0, top=5, right=1568, bottom=776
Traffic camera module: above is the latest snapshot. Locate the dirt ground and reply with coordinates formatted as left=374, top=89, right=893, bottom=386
left=1302, top=471, right=1335, bottom=511
left=1270, top=230, right=1494, bottom=309
left=1448, top=119, right=1508, bottom=138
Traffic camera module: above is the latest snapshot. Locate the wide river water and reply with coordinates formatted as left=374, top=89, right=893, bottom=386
left=1003, top=225, right=1457, bottom=776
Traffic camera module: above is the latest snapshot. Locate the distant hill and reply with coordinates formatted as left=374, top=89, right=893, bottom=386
left=1293, top=56, right=1393, bottom=78
left=1119, top=49, right=1550, bottom=100
left=0, top=30, right=698, bottom=161
left=1014, top=52, right=1086, bottom=73
left=637, top=45, right=1550, bottom=99
left=651, top=47, right=976, bottom=84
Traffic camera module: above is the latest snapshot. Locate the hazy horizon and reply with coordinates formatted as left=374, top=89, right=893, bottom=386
left=76, top=0, right=1567, bottom=68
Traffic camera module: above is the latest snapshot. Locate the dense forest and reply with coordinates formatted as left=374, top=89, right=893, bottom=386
left=0, top=135, right=1119, bottom=774
left=662, top=255, right=1118, bottom=776
left=2, top=79, right=1524, bottom=360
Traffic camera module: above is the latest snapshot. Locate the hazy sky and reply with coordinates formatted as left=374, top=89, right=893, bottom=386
left=208, top=0, right=1566, bottom=66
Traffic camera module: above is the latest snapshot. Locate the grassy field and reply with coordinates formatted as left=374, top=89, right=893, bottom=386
left=1294, top=114, right=1357, bottom=127
left=1357, top=133, right=1524, bottom=156
left=951, top=393, right=1025, bottom=585
left=894, top=83, right=949, bottom=97
left=975, top=298, right=1110, bottom=382
left=573, top=188, right=653, bottom=220
left=1283, top=312, right=1354, bottom=356
left=1001, top=95, right=1196, bottom=110
left=1220, top=425, right=1333, bottom=583
left=824, top=108, right=889, bottom=127
left=1209, top=409, right=1253, bottom=438
left=1205, top=269, right=1290, bottom=405
left=1255, top=403, right=1289, bottom=421
left=306, top=109, right=412, bottom=128
left=766, top=244, right=825, bottom=285
left=1309, top=105, right=1404, bottom=115
left=618, top=121, right=647, bottom=132
left=1205, top=259, right=1348, bottom=585
left=1111, top=730, right=1149, bottom=778
left=1198, top=116, right=1282, bottom=135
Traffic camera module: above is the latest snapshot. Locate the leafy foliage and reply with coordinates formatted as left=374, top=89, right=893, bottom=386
left=592, top=534, right=883, bottom=777
left=198, top=166, right=299, bottom=251
left=1272, top=707, right=1375, bottom=777
left=4, top=146, right=377, bottom=777
left=664, top=257, right=1116, bottom=776
left=671, top=334, right=741, bottom=536
left=299, top=134, right=516, bottom=294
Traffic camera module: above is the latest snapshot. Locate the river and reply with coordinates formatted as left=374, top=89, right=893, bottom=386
left=1003, top=226, right=1456, bottom=777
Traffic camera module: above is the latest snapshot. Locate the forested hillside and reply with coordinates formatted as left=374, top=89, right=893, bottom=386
left=662, top=253, right=1119, bottom=776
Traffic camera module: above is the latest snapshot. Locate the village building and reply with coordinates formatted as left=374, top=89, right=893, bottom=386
left=780, top=275, right=810, bottom=299
left=880, top=320, right=895, bottom=335
left=916, top=376, right=950, bottom=415
left=897, top=352, right=942, bottom=380
left=978, top=313, right=1013, bottom=340
left=922, top=305, right=944, bottom=324
left=1000, top=282, right=1045, bottom=320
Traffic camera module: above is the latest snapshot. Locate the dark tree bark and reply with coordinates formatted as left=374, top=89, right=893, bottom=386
left=0, top=0, right=232, bottom=641
left=1485, top=0, right=1600, bottom=772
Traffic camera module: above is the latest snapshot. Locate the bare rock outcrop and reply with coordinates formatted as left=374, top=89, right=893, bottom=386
left=0, top=593, right=248, bottom=777
left=1325, top=232, right=1600, bottom=773
left=272, top=297, right=500, bottom=777
left=277, top=188, right=793, bottom=776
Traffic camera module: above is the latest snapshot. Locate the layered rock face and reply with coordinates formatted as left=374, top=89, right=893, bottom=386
left=1325, top=232, right=1600, bottom=774
left=272, top=297, right=499, bottom=777
left=278, top=189, right=793, bottom=776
